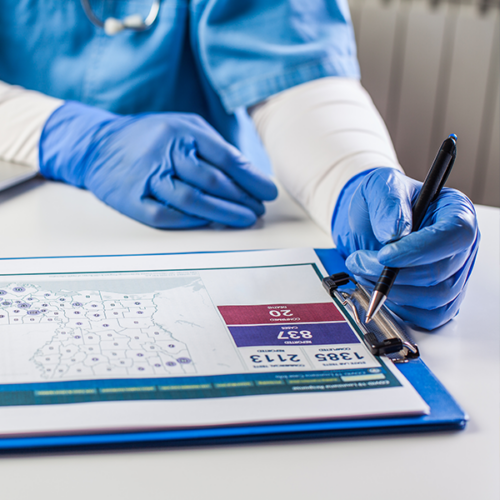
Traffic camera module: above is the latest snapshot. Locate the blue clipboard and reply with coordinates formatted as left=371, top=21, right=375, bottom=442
left=0, top=249, right=466, bottom=452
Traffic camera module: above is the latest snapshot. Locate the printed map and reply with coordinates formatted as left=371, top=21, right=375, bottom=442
left=0, top=282, right=199, bottom=380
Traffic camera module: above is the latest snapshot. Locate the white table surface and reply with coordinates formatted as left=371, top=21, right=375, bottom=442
left=0, top=178, right=498, bottom=500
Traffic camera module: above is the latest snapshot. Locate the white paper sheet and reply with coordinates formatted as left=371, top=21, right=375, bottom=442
left=0, top=248, right=428, bottom=436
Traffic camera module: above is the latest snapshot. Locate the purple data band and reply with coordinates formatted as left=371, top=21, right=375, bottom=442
left=228, top=322, right=359, bottom=347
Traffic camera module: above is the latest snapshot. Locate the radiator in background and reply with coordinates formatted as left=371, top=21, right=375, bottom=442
left=349, top=0, right=499, bottom=207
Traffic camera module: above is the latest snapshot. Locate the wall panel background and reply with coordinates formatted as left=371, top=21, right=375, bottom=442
left=350, top=0, right=499, bottom=206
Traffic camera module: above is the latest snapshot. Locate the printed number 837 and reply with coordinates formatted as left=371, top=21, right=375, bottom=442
left=277, top=330, right=311, bottom=340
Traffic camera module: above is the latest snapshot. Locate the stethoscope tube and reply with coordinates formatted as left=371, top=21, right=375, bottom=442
left=80, top=0, right=161, bottom=35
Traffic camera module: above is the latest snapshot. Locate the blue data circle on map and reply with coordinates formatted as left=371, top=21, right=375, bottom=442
left=0, top=290, right=6, bottom=295
left=27, top=310, right=41, bottom=315
left=177, top=357, right=192, bottom=364
left=12, top=287, right=25, bottom=293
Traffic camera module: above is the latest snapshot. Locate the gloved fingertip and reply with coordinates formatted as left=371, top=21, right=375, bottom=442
left=345, top=250, right=384, bottom=278
left=248, top=175, right=278, bottom=201
left=233, top=159, right=278, bottom=201
left=344, top=254, right=359, bottom=275
left=264, top=186, right=279, bottom=202
left=174, top=219, right=211, bottom=229
left=376, top=244, right=400, bottom=267
left=209, top=201, right=259, bottom=228
left=229, top=211, right=258, bottom=228
left=254, top=202, right=266, bottom=217
left=263, top=179, right=279, bottom=201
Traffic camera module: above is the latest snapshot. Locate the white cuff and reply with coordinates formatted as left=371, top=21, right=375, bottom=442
left=250, top=77, right=403, bottom=234
left=0, top=81, right=64, bottom=169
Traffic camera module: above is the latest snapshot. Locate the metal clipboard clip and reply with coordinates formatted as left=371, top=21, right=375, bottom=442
left=322, top=273, right=419, bottom=363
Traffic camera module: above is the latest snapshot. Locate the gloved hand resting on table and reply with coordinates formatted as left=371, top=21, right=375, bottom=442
left=39, top=101, right=278, bottom=228
left=332, top=167, right=480, bottom=330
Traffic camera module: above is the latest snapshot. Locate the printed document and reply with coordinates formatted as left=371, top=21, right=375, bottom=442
left=0, top=248, right=429, bottom=436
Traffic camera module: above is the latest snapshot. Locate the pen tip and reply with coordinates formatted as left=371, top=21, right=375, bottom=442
left=449, top=133, right=458, bottom=141
left=365, top=316, right=372, bottom=324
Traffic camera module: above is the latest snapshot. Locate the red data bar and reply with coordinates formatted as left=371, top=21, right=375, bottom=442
left=218, top=302, right=344, bottom=326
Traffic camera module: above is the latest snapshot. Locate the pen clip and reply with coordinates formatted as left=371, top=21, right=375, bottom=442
left=433, top=135, right=457, bottom=201
left=434, top=152, right=455, bottom=199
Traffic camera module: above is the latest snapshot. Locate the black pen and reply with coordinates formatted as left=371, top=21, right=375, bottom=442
left=365, top=134, right=458, bottom=323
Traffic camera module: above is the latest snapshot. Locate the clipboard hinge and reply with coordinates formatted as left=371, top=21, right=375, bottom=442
left=322, top=272, right=355, bottom=291
left=322, top=273, right=419, bottom=362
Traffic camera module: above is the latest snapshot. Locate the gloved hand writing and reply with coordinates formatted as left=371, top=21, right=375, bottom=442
left=332, top=168, right=480, bottom=330
left=39, top=101, right=278, bottom=228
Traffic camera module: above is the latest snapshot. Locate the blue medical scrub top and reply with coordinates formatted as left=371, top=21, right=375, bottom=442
left=0, top=0, right=359, bottom=170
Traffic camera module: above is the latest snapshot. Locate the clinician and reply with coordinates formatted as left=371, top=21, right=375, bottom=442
left=0, top=0, right=479, bottom=330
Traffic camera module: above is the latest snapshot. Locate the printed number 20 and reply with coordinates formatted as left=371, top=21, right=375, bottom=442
left=269, top=309, right=293, bottom=317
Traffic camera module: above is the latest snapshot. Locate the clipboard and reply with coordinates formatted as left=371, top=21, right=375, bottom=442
left=0, top=248, right=466, bottom=452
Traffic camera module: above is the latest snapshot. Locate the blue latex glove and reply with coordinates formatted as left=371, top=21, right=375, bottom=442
left=39, top=101, right=278, bottom=228
left=332, top=167, right=480, bottom=330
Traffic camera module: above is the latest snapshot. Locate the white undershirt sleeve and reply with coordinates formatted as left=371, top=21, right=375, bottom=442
left=0, top=81, right=63, bottom=169
left=250, top=77, right=403, bottom=234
